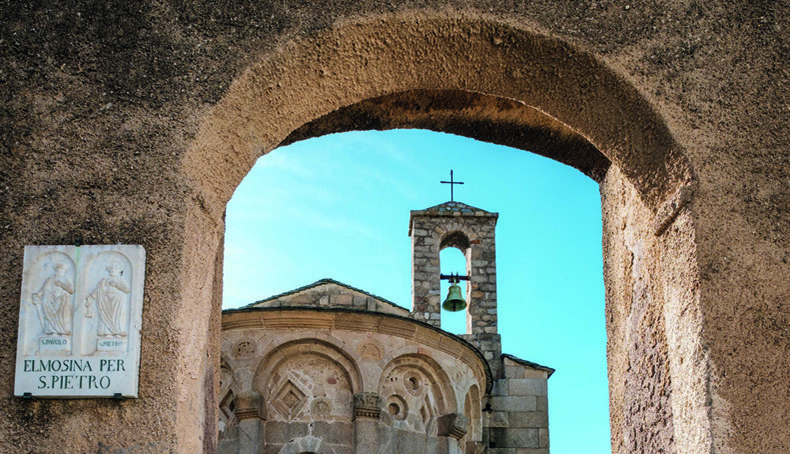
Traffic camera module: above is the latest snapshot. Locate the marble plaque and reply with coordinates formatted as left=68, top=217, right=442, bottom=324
left=14, top=245, right=146, bottom=398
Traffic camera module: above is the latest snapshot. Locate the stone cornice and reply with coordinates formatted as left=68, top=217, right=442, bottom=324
left=234, top=408, right=260, bottom=421
left=222, top=307, right=493, bottom=394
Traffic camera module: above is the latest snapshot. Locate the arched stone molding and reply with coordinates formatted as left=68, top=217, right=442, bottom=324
left=184, top=12, right=693, bottom=218
left=284, top=89, right=611, bottom=183
left=223, top=309, right=492, bottom=397
left=253, top=339, right=362, bottom=422
left=439, top=230, right=472, bottom=252
left=224, top=317, right=355, bottom=358
left=378, top=353, right=459, bottom=435
left=219, top=335, right=265, bottom=391
left=378, top=344, right=487, bottom=400
left=462, top=384, right=482, bottom=445
left=178, top=11, right=702, bottom=453
left=249, top=331, right=364, bottom=392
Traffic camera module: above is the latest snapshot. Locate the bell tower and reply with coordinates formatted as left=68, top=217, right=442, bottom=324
left=409, top=201, right=502, bottom=376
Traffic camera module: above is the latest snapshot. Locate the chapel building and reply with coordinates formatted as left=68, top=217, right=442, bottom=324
left=218, top=201, right=553, bottom=454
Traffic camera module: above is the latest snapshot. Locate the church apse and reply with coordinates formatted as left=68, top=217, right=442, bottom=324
left=218, top=199, right=553, bottom=453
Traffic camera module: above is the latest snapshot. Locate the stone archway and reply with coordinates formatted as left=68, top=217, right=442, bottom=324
left=180, top=12, right=704, bottom=453
left=3, top=0, right=787, bottom=451
left=185, top=14, right=692, bottom=211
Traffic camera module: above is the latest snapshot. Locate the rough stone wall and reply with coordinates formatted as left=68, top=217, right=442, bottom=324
left=487, top=357, right=551, bottom=454
left=409, top=214, right=443, bottom=327
left=602, top=167, right=676, bottom=453
left=0, top=1, right=787, bottom=453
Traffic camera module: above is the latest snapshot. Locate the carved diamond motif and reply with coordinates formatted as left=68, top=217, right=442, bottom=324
left=273, top=380, right=307, bottom=419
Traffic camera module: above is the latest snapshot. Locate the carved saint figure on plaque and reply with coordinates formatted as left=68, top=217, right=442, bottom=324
left=85, top=262, right=130, bottom=337
left=32, top=262, right=75, bottom=335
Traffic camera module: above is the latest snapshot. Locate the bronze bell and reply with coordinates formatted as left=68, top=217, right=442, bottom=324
left=442, top=283, right=467, bottom=312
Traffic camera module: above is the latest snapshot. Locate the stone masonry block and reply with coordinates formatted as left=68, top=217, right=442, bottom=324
left=509, top=411, right=548, bottom=428
left=491, top=396, right=537, bottom=412
left=327, top=445, right=353, bottom=454
left=493, top=428, right=539, bottom=448
left=522, top=369, right=548, bottom=379
left=311, top=421, right=353, bottom=445
left=505, top=366, right=524, bottom=379
left=539, top=428, right=549, bottom=448
left=536, top=396, right=548, bottom=412
left=509, top=379, right=548, bottom=396
left=492, top=379, right=508, bottom=396
left=331, top=294, right=352, bottom=306
left=263, top=445, right=283, bottom=454
left=398, top=429, right=428, bottom=452
left=488, top=411, right=510, bottom=427
left=264, top=421, right=308, bottom=444
left=489, top=428, right=538, bottom=449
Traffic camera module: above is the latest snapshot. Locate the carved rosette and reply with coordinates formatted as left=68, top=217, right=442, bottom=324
left=353, top=392, right=382, bottom=420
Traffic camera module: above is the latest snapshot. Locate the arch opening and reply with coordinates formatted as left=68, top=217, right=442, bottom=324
left=440, top=242, right=470, bottom=336
left=184, top=11, right=703, bottom=454
left=185, top=13, right=693, bottom=216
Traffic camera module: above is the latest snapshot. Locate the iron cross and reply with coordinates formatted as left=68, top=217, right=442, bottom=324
left=440, top=170, right=464, bottom=202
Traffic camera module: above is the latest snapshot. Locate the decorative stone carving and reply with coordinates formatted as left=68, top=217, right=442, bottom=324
left=358, top=341, right=383, bottom=361
left=273, top=380, right=308, bottom=419
left=312, top=396, right=332, bottom=417
left=232, top=340, right=256, bottom=358
left=218, top=364, right=237, bottom=433
left=32, top=261, right=75, bottom=337
left=404, top=372, right=425, bottom=396
left=379, top=358, right=450, bottom=433
left=263, top=350, right=354, bottom=422
left=234, top=391, right=263, bottom=421
left=353, top=392, right=382, bottom=419
left=14, top=245, right=146, bottom=398
left=438, top=413, right=469, bottom=440
left=386, top=394, right=408, bottom=420
left=84, top=261, right=130, bottom=338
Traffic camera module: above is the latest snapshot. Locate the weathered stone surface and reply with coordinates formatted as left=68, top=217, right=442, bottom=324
left=488, top=411, right=510, bottom=428
left=221, top=308, right=493, bottom=451
left=509, top=412, right=548, bottom=428
left=508, top=379, right=548, bottom=397
left=1, top=2, right=787, bottom=453
left=492, top=396, right=537, bottom=413
left=247, top=279, right=408, bottom=316
left=490, top=427, right=539, bottom=448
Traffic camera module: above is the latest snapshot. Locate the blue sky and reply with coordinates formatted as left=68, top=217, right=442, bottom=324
left=223, top=129, right=610, bottom=453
